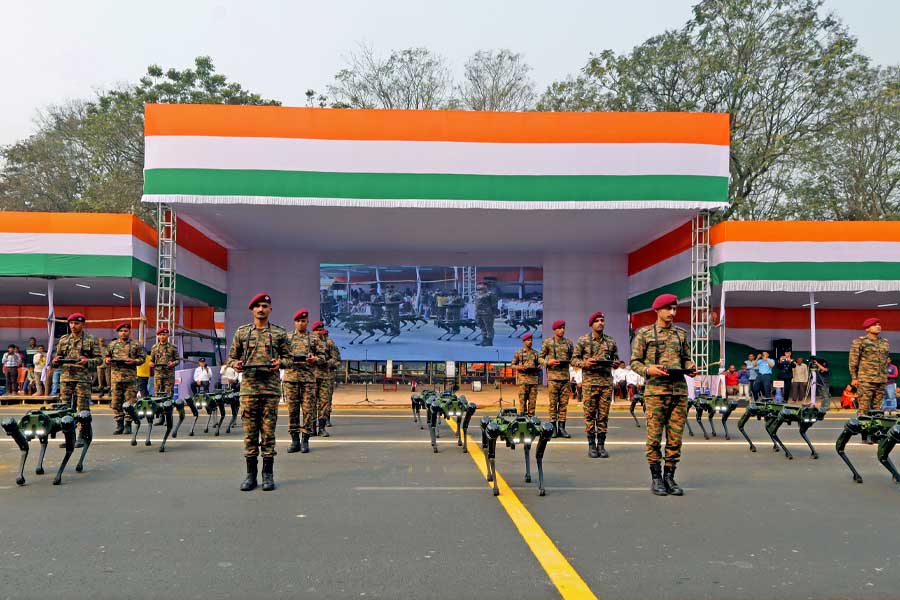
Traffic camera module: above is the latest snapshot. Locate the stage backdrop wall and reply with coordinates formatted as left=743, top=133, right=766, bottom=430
left=224, top=250, right=629, bottom=363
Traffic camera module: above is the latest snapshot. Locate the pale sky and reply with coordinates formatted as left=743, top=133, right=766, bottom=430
left=3, top=0, right=897, bottom=148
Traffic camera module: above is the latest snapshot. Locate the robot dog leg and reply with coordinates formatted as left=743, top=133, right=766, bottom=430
left=836, top=418, right=864, bottom=483
left=877, top=425, right=900, bottom=483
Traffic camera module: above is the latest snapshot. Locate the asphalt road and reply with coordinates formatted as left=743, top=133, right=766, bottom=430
left=1, top=406, right=898, bottom=600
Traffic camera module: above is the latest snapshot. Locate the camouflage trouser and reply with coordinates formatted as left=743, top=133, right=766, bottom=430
left=857, top=382, right=886, bottom=414
left=323, top=376, right=336, bottom=419
left=476, top=314, right=494, bottom=342
left=110, top=377, right=137, bottom=423
left=548, top=380, right=571, bottom=422
left=59, top=380, right=91, bottom=412
left=283, top=380, right=316, bottom=434
left=154, top=371, right=175, bottom=397
left=645, top=394, right=688, bottom=466
left=517, top=384, right=538, bottom=417
left=242, top=394, right=279, bottom=458
left=307, top=379, right=329, bottom=429
left=583, top=384, right=612, bottom=434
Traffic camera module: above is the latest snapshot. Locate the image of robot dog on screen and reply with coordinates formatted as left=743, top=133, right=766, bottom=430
left=320, top=265, right=543, bottom=361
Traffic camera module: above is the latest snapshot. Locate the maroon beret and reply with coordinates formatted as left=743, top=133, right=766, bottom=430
left=588, top=311, right=605, bottom=326
left=652, top=293, right=679, bottom=310
left=552, top=320, right=566, bottom=330
left=115, top=321, right=131, bottom=331
left=247, top=293, right=272, bottom=309
left=66, top=312, right=86, bottom=323
left=293, top=308, right=309, bottom=321
left=862, top=317, right=881, bottom=329
left=156, top=327, right=169, bottom=335
left=521, top=333, right=533, bottom=341
left=321, top=328, right=329, bottom=335
left=311, top=320, right=324, bottom=331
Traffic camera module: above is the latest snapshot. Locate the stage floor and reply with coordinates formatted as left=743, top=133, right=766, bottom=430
left=1, top=404, right=896, bottom=600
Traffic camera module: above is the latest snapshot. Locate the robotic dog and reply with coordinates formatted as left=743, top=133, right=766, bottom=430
left=424, top=391, right=477, bottom=453
left=737, top=398, right=827, bottom=459
left=123, top=395, right=177, bottom=452
left=835, top=411, right=900, bottom=484
left=480, top=407, right=554, bottom=496
left=199, top=390, right=241, bottom=436
left=410, top=389, right=434, bottom=429
left=628, top=392, right=645, bottom=428
left=692, top=395, right=740, bottom=440
left=2, top=403, right=92, bottom=486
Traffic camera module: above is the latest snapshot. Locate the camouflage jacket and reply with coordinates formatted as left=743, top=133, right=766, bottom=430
left=325, top=338, right=341, bottom=374
left=849, top=335, right=891, bottom=383
left=571, top=331, right=619, bottom=386
left=630, top=323, right=693, bottom=396
left=283, top=330, right=326, bottom=383
left=227, top=323, right=290, bottom=396
left=511, top=347, right=541, bottom=385
left=53, top=333, right=102, bottom=383
left=475, top=290, right=498, bottom=317
left=540, top=336, right=574, bottom=382
left=313, top=334, right=333, bottom=380
left=106, top=339, right=147, bottom=381
left=150, top=342, right=179, bottom=374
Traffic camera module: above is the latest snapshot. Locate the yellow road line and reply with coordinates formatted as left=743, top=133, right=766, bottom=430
left=446, top=419, right=597, bottom=600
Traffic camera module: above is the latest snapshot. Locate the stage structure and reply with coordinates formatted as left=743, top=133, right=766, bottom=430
left=142, top=105, right=731, bottom=359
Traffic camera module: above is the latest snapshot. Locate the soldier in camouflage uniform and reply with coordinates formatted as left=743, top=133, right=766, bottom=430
left=474, top=281, right=498, bottom=347
left=511, top=333, right=541, bottom=416
left=384, top=285, right=403, bottom=337
left=51, top=313, right=102, bottom=447
left=320, top=328, right=341, bottom=428
left=311, top=321, right=334, bottom=437
left=572, top=311, right=619, bottom=458
left=106, top=322, right=147, bottom=435
left=630, top=294, right=695, bottom=497
left=149, top=327, right=179, bottom=398
left=540, top=320, right=574, bottom=438
left=283, top=309, right=326, bottom=454
left=228, top=293, right=291, bottom=492
left=850, top=317, right=891, bottom=443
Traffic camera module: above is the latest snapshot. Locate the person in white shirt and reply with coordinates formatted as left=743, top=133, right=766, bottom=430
left=612, top=362, right=628, bottom=400
left=625, top=366, right=645, bottom=401
left=220, top=363, right=238, bottom=391
left=31, top=345, right=46, bottom=396
left=192, top=358, right=212, bottom=395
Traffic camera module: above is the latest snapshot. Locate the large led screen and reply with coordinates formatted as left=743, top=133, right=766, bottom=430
left=320, top=265, right=543, bottom=361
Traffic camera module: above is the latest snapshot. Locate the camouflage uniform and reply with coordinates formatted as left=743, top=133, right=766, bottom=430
left=571, top=332, right=619, bottom=434
left=323, top=337, right=342, bottom=420
left=282, top=330, right=326, bottom=435
left=150, top=342, right=179, bottom=397
left=312, top=338, right=332, bottom=431
left=849, top=335, right=891, bottom=414
left=53, top=333, right=102, bottom=411
left=511, top=346, right=541, bottom=416
left=228, top=323, right=290, bottom=458
left=107, top=338, right=147, bottom=424
left=630, top=323, right=694, bottom=467
left=540, top=336, right=574, bottom=422
left=475, top=288, right=498, bottom=346
left=385, top=290, right=403, bottom=336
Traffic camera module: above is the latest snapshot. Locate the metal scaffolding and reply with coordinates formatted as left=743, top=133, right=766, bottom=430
left=155, top=205, right=177, bottom=333
left=690, top=210, right=712, bottom=374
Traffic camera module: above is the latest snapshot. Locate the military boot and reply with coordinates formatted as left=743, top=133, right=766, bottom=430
left=300, top=432, right=310, bottom=453
left=558, top=421, right=571, bottom=438
left=650, top=463, right=668, bottom=496
left=287, top=432, right=301, bottom=453
left=318, top=418, right=330, bottom=437
left=663, top=465, right=684, bottom=496
left=596, top=432, right=609, bottom=458
left=240, top=457, right=258, bottom=491
left=587, top=433, right=599, bottom=458
left=552, top=422, right=560, bottom=438
left=112, top=419, right=125, bottom=435
left=326, top=416, right=333, bottom=427
left=261, top=457, right=275, bottom=491
left=123, top=422, right=132, bottom=435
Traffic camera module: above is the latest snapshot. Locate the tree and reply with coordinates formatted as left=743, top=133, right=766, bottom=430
left=458, top=49, right=536, bottom=111
left=328, top=44, right=453, bottom=109
left=538, top=0, right=867, bottom=220
left=782, top=66, right=899, bottom=220
left=0, top=56, right=280, bottom=222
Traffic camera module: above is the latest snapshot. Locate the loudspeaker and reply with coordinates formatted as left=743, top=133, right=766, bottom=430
left=773, top=338, right=793, bottom=358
